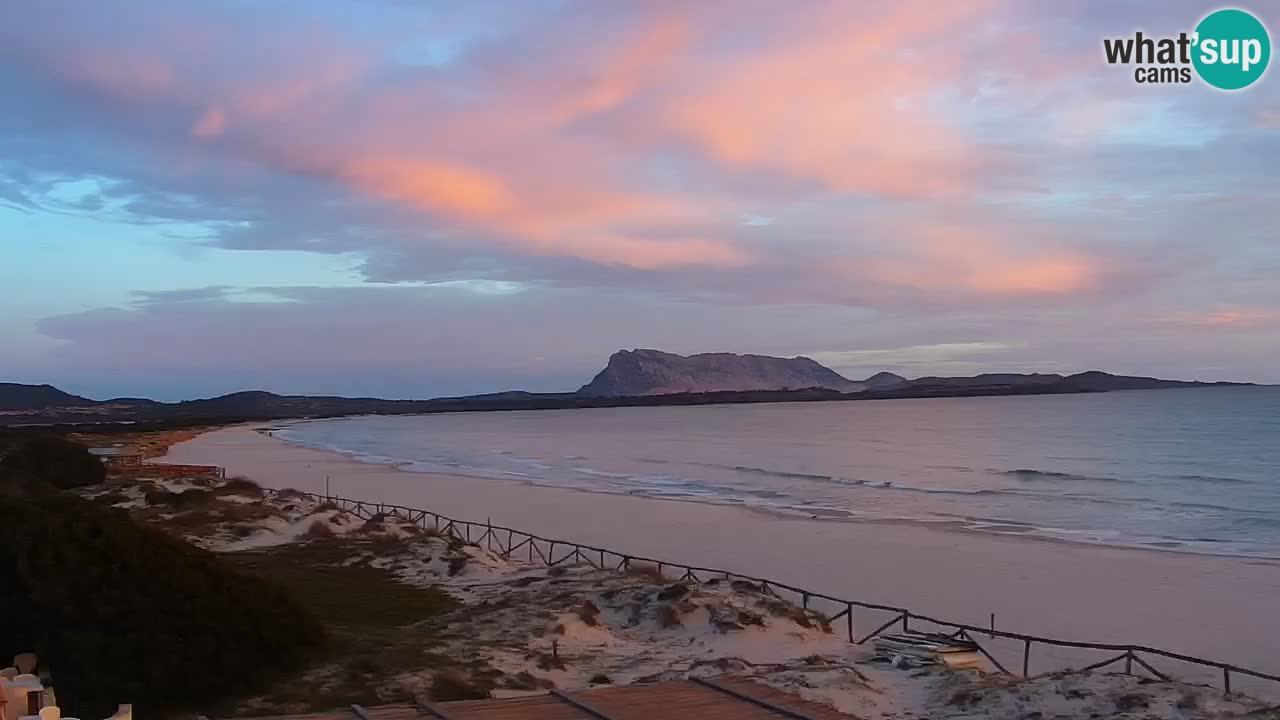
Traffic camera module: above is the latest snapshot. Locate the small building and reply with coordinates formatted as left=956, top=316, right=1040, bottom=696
left=87, top=447, right=144, bottom=468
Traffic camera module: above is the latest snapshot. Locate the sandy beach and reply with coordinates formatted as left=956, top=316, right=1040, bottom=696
left=163, top=425, right=1280, bottom=694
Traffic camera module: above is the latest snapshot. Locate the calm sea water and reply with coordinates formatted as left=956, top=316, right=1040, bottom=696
left=275, top=387, right=1280, bottom=557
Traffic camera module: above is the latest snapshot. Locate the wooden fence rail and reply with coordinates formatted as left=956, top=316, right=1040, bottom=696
left=281, top=488, right=1280, bottom=695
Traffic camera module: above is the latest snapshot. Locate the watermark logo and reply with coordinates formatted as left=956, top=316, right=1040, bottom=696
left=1103, top=7, right=1271, bottom=90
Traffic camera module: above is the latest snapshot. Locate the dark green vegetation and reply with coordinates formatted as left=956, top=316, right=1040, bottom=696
left=427, top=671, right=491, bottom=702
left=0, top=434, right=105, bottom=491
left=0, top=428, right=468, bottom=716
left=0, top=494, right=324, bottom=719
left=217, top=539, right=465, bottom=713
left=227, top=542, right=455, bottom=628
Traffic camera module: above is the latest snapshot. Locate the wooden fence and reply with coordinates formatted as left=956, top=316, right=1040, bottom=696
left=125, top=462, right=226, bottom=479
left=281, top=489, right=1280, bottom=696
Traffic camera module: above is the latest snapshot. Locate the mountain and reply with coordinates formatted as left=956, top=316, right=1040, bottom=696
left=577, top=349, right=867, bottom=396
left=0, top=360, right=1258, bottom=426
left=900, top=371, right=1238, bottom=394
left=863, top=371, right=908, bottom=390
left=0, top=383, right=97, bottom=411
left=906, top=373, right=1065, bottom=389
left=1061, top=371, right=1227, bottom=392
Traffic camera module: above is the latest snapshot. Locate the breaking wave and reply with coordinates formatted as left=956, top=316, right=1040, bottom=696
left=1002, top=469, right=1138, bottom=485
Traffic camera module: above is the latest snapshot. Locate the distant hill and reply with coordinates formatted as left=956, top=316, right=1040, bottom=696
left=573, top=351, right=1245, bottom=398
left=864, top=372, right=908, bottom=390
left=0, top=383, right=96, bottom=411
left=1061, top=371, right=1227, bottom=392
left=0, top=354, right=1258, bottom=426
left=902, top=371, right=1238, bottom=394
left=578, top=349, right=867, bottom=396
left=907, top=373, right=1063, bottom=389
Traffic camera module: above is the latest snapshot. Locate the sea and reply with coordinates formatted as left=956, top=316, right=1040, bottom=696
left=273, top=386, right=1280, bottom=558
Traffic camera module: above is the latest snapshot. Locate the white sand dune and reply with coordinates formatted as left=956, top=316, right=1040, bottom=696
left=161, top=424, right=1280, bottom=697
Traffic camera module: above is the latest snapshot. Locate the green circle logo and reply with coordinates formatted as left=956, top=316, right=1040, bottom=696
left=1193, top=8, right=1271, bottom=90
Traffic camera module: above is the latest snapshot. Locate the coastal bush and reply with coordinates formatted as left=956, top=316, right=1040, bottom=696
left=304, top=518, right=336, bottom=538
left=624, top=561, right=668, bottom=583
left=145, top=487, right=215, bottom=509
left=657, top=604, right=682, bottom=627
left=429, top=671, right=489, bottom=702
left=656, top=583, right=689, bottom=601
left=217, top=476, right=264, bottom=497
left=1115, top=694, right=1149, bottom=712
left=0, top=435, right=105, bottom=490
left=446, top=555, right=468, bottom=576
left=223, top=545, right=457, bottom=629
left=0, top=495, right=324, bottom=718
left=577, top=599, right=601, bottom=626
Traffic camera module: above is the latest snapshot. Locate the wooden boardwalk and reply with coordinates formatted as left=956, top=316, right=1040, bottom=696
left=247, top=677, right=854, bottom=720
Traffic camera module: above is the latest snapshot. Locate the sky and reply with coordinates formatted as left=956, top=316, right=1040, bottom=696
left=1, top=1, right=1278, bottom=401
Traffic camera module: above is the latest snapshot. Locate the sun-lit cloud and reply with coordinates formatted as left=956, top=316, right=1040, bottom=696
left=808, top=342, right=1024, bottom=370
left=654, top=1, right=996, bottom=196
left=0, top=0, right=1030, bottom=274
left=341, top=157, right=516, bottom=220
left=847, top=221, right=1102, bottom=298
left=190, top=108, right=227, bottom=138
left=1157, top=310, right=1280, bottom=328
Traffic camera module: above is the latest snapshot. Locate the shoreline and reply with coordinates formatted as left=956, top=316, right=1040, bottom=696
left=161, top=424, right=1280, bottom=686
left=266, top=421, right=1280, bottom=564
left=87, top=456, right=1280, bottom=716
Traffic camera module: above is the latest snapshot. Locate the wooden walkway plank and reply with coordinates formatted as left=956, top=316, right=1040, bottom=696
left=415, top=698, right=456, bottom=719
left=363, top=706, right=429, bottom=720
left=699, top=677, right=858, bottom=720
left=433, top=694, right=588, bottom=720
left=561, top=681, right=779, bottom=720
left=692, top=677, right=820, bottom=720
left=219, top=677, right=858, bottom=720
left=549, top=689, right=620, bottom=719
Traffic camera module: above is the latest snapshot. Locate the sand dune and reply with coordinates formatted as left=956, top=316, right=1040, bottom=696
left=162, top=425, right=1280, bottom=697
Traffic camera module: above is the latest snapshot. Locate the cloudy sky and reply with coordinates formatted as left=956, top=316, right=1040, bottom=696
left=2, top=1, right=1278, bottom=401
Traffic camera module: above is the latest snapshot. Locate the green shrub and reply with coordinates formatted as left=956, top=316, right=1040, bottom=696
left=0, top=435, right=106, bottom=490
left=0, top=496, right=324, bottom=718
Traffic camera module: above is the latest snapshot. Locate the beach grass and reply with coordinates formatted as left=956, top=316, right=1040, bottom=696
left=226, top=541, right=457, bottom=628
left=213, top=539, right=469, bottom=714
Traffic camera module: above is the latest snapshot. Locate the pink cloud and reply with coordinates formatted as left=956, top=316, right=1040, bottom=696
left=650, top=1, right=997, bottom=196
left=342, top=156, right=516, bottom=219
left=850, top=222, right=1102, bottom=298
left=321, top=153, right=748, bottom=269
left=191, top=107, right=226, bottom=138
left=1158, top=310, right=1280, bottom=328
left=27, top=8, right=744, bottom=270
left=536, top=12, right=695, bottom=130
left=3, top=0, right=1139, bottom=293
left=67, top=52, right=176, bottom=99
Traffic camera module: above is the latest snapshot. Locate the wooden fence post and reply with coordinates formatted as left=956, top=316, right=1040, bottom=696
left=233, top=487, right=1280, bottom=695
